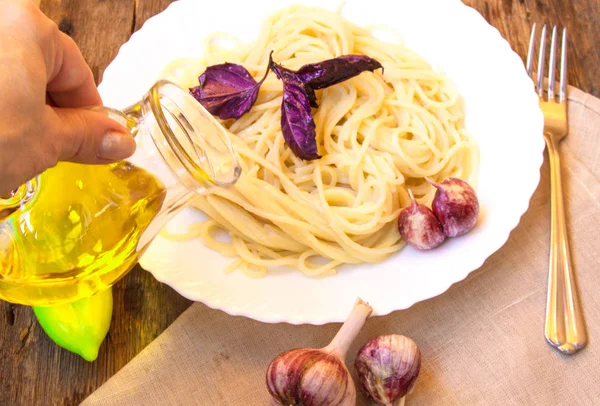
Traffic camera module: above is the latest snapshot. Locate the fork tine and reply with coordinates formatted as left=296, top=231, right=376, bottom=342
left=547, top=26, right=558, bottom=100
left=527, top=23, right=537, bottom=79
left=537, top=25, right=548, bottom=97
left=559, top=28, right=568, bottom=102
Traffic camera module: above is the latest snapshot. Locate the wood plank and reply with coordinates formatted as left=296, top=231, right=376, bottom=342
left=39, top=0, right=134, bottom=84
left=0, top=0, right=598, bottom=405
left=133, top=0, right=174, bottom=32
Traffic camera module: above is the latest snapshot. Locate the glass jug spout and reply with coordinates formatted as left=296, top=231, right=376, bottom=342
left=116, top=79, right=242, bottom=189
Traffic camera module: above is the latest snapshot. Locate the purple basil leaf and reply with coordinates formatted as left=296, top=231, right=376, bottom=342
left=269, top=56, right=320, bottom=161
left=305, top=86, right=318, bottom=109
left=190, top=63, right=269, bottom=119
left=296, top=55, right=383, bottom=90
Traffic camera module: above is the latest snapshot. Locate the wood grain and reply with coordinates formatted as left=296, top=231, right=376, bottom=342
left=463, top=0, right=600, bottom=97
left=0, top=0, right=598, bottom=405
left=40, top=0, right=135, bottom=85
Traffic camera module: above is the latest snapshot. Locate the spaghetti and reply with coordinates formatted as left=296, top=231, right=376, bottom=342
left=159, top=6, right=479, bottom=277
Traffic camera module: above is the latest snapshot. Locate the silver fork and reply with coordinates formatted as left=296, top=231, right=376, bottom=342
left=526, top=24, right=587, bottom=355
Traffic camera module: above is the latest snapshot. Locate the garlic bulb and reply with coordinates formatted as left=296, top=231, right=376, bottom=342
left=354, top=335, right=421, bottom=406
left=266, top=298, right=373, bottom=406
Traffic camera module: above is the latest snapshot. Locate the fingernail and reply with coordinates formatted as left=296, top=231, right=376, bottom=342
left=98, top=132, right=136, bottom=160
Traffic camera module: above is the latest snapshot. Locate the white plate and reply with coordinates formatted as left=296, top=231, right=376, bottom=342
left=99, top=0, right=544, bottom=324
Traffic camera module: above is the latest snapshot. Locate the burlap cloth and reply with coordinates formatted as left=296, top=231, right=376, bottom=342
left=82, top=87, right=600, bottom=405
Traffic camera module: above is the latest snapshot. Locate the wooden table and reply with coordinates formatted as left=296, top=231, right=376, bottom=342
left=1, top=1, right=598, bottom=404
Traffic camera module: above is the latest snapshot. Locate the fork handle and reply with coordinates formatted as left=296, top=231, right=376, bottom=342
left=543, top=135, right=587, bottom=354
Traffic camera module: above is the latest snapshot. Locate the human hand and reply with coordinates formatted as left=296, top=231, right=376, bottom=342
left=0, top=0, right=136, bottom=196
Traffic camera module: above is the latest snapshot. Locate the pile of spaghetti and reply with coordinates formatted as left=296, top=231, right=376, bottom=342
left=161, top=5, right=479, bottom=277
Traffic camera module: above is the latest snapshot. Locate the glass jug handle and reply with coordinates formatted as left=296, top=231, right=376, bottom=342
left=0, top=177, right=39, bottom=211
left=87, top=105, right=141, bottom=137
left=0, top=105, right=142, bottom=212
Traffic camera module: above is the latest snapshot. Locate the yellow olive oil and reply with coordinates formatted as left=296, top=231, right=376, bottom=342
left=0, top=161, right=166, bottom=306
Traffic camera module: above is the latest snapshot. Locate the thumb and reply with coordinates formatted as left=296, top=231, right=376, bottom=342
left=44, top=106, right=137, bottom=164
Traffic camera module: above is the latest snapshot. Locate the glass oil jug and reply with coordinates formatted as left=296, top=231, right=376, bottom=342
left=0, top=80, right=241, bottom=306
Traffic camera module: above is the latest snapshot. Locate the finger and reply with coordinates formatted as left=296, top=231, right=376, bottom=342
left=43, top=106, right=136, bottom=164
left=46, top=32, right=101, bottom=108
